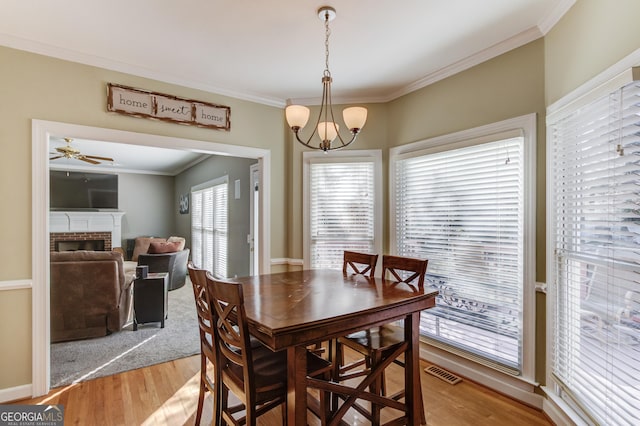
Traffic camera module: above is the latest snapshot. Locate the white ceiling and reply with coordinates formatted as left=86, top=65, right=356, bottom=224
left=3, top=0, right=573, bottom=172
left=48, top=137, right=211, bottom=175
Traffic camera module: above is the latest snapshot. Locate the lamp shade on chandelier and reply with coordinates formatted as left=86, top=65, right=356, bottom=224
left=286, top=6, right=368, bottom=152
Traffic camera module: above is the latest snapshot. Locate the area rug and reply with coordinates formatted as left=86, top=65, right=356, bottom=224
left=50, top=279, right=200, bottom=388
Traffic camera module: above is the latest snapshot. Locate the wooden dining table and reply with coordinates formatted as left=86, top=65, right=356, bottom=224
left=234, top=269, right=438, bottom=425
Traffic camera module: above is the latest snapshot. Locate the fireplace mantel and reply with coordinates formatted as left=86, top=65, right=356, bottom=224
left=50, top=211, right=125, bottom=248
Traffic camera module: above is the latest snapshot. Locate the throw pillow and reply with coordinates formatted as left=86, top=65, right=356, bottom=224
left=167, top=236, right=186, bottom=251
left=131, top=237, right=166, bottom=261
left=148, top=241, right=181, bottom=254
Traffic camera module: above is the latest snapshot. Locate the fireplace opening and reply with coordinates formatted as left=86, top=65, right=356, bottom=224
left=56, top=240, right=106, bottom=252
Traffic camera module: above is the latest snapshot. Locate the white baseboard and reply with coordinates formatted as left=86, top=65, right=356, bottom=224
left=270, top=258, right=304, bottom=266
left=0, top=384, right=32, bottom=403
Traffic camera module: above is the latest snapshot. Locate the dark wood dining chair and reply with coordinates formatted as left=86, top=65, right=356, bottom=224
left=205, top=273, right=332, bottom=425
left=327, top=250, right=380, bottom=369
left=343, top=250, right=379, bottom=277
left=187, top=262, right=216, bottom=426
left=313, top=251, right=380, bottom=362
left=335, top=254, right=429, bottom=425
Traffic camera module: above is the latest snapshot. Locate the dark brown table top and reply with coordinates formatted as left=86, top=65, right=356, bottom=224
left=234, top=269, right=438, bottom=351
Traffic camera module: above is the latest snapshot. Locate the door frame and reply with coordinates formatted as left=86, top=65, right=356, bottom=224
left=249, top=163, right=260, bottom=275
left=31, top=119, right=271, bottom=395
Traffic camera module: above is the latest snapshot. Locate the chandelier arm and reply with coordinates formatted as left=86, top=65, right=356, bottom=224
left=294, top=128, right=317, bottom=147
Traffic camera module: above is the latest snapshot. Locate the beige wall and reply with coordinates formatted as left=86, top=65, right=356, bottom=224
left=545, top=0, right=640, bottom=105
left=389, top=39, right=547, bottom=280
left=0, top=45, right=285, bottom=390
left=4, top=0, right=640, bottom=402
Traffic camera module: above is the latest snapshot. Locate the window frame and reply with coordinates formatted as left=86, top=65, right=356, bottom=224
left=390, top=113, right=537, bottom=386
left=546, top=64, right=640, bottom=425
left=302, top=149, right=383, bottom=271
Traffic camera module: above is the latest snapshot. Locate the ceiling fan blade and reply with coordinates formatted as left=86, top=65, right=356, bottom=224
left=78, top=156, right=101, bottom=165
left=83, top=155, right=114, bottom=162
left=49, top=155, right=63, bottom=160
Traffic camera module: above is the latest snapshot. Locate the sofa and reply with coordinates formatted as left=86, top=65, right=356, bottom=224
left=120, top=236, right=190, bottom=291
left=50, top=250, right=135, bottom=343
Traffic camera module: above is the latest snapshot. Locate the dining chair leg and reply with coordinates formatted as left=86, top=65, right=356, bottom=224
left=217, top=384, right=228, bottom=426
left=194, top=382, right=205, bottom=425
left=331, top=340, right=341, bottom=411
left=195, top=355, right=206, bottom=425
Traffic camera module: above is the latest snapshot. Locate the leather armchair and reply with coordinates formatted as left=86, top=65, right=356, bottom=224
left=50, top=250, right=134, bottom=342
left=137, top=249, right=190, bottom=291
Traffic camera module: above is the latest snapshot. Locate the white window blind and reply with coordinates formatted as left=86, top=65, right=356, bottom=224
left=550, top=80, right=640, bottom=425
left=191, top=178, right=228, bottom=278
left=394, top=136, right=525, bottom=373
left=309, top=161, right=375, bottom=269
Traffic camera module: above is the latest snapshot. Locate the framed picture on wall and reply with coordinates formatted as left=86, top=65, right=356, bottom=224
left=179, top=194, right=189, bottom=214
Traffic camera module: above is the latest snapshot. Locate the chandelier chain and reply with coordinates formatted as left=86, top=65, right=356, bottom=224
left=324, top=11, right=331, bottom=77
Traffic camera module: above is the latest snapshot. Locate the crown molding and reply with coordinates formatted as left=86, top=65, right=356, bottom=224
left=537, top=0, right=576, bottom=35
left=387, top=26, right=543, bottom=101
left=0, top=33, right=286, bottom=108
left=1, top=0, right=575, bottom=109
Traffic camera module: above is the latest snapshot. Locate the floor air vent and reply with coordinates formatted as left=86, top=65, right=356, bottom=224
left=424, top=365, right=462, bottom=385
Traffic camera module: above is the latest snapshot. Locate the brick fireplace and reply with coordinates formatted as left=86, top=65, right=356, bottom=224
left=49, top=211, right=125, bottom=252
left=50, top=231, right=112, bottom=252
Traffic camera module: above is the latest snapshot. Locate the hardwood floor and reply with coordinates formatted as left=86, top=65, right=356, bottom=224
left=15, top=352, right=552, bottom=425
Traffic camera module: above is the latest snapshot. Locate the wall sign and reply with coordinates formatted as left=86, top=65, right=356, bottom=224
left=107, top=83, right=230, bottom=131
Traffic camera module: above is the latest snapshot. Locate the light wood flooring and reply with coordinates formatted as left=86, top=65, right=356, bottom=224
left=15, top=351, right=552, bottom=425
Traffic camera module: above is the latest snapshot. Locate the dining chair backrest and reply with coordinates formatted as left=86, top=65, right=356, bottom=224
left=343, top=251, right=379, bottom=277
left=206, top=274, right=253, bottom=381
left=187, top=261, right=216, bottom=426
left=382, top=254, right=428, bottom=289
left=188, top=262, right=215, bottom=356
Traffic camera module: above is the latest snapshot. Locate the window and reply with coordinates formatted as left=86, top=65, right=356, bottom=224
left=391, top=115, right=536, bottom=378
left=303, top=150, right=382, bottom=270
left=548, top=77, right=640, bottom=425
left=191, top=176, right=228, bottom=278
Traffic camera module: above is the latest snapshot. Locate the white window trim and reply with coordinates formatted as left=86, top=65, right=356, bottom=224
left=545, top=50, right=640, bottom=426
left=389, top=113, right=537, bottom=394
left=302, top=150, right=383, bottom=271
left=192, top=175, right=228, bottom=192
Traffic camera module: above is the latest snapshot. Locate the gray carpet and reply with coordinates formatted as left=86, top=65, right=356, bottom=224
left=50, top=279, right=200, bottom=388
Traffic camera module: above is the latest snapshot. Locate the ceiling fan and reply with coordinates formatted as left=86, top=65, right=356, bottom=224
left=50, top=138, right=114, bottom=165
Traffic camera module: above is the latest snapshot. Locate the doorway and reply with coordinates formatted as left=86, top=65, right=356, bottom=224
left=32, top=119, right=271, bottom=396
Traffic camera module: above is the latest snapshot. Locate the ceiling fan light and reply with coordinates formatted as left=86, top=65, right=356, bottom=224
left=285, top=105, right=310, bottom=130
left=343, top=106, right=368, bottom=132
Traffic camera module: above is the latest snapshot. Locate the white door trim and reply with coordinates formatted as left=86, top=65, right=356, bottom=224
left=31, top=119, right=271, bottom=396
